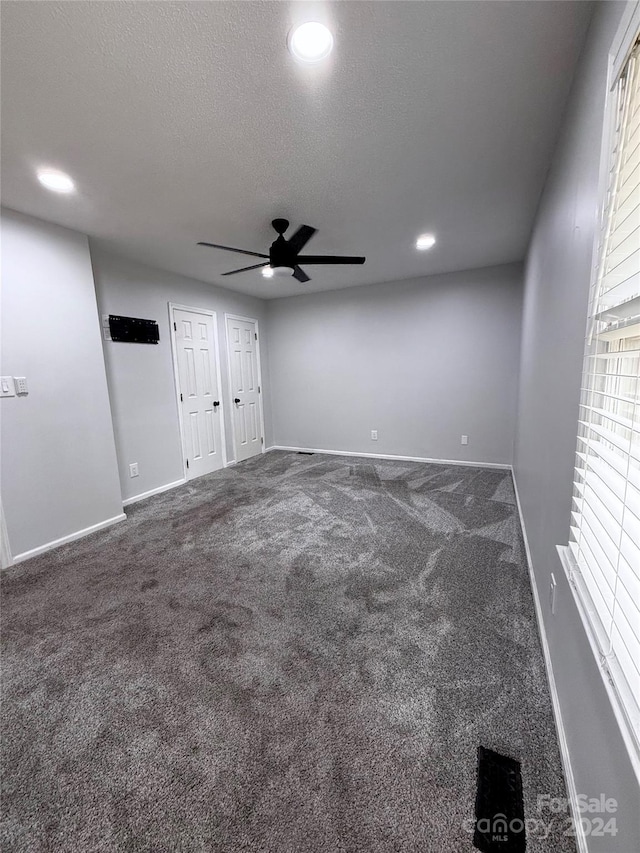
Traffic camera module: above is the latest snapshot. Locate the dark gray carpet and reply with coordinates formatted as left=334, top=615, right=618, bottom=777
left=1, top=452, right=574, bottom=852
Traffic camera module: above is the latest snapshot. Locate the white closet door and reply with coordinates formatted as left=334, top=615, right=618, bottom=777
left=226, top=315, right=262, bottom=462
left=174, top=308, right=224, bottom=480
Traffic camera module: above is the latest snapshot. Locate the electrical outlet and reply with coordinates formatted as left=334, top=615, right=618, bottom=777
left=129, top=463, right=139, bottom=478
left=549, top=573, right=557, bottom=615
left=371, top=430, right=378, bottom=441
left=461, top=434, right=468, bottom=445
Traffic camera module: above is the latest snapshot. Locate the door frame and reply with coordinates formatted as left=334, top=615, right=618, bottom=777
left=224, top=313, right=266, bottom=464
left=168, top=303, right=228, bottom=479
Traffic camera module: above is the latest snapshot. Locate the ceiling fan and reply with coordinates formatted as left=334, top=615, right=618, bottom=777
left=197, top=218, right=366, bottom=283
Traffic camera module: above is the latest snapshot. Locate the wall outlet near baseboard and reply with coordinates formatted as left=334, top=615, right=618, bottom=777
left=461, top=435, right=468, bottom=445
left=129, top=463, right=139, bottom=478
left=549, top=573, right=557, bottom=615
left=371, top=430, right=378, bottom=441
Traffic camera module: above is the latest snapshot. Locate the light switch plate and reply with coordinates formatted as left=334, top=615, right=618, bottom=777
left=1, top=376, right=15, bottom=397
left=102, top=314, right=112, bottom=341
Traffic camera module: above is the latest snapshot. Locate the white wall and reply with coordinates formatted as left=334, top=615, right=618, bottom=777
left=90, top=247, right=271, bottom=502
left=267, top=263, right=522, bottom=465
left=1, top=209, right=123, bottom=559
left=513, top=2, right=640, bottom=850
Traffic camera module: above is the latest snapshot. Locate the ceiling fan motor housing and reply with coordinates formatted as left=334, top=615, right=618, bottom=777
left=269, top=234, right=295, bottom=272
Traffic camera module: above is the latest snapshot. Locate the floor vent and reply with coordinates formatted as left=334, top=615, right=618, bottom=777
left=474, top=746, right=526, bottom=852
left=297, top=451, right=314, bottom=455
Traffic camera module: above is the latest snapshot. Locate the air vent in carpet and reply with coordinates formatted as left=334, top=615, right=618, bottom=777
left=473, top=746, right=526, bottom=852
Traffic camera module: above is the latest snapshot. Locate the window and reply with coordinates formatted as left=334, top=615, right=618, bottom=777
left=562, top=32, right=640, bottom=761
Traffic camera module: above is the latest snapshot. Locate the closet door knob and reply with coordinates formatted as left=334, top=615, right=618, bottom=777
left=234, top=398, right=240, bottom=404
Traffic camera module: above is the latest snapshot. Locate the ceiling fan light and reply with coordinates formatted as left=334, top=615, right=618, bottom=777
left=288, top=22, right=334, bottom=63
left=261, top=267, right=274, bottom=278
left=272, top=266, right=294, bottom=277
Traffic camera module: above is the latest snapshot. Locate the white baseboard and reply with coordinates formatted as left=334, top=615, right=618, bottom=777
left=267, top=444, right=511, bottom=470
left=122, top=478, right=186, bottom=507
left=11, top=513, right=127, bottom=566
left=512, top=472, right=587, bottom=853
left=1, top=501, right=12, bottom=569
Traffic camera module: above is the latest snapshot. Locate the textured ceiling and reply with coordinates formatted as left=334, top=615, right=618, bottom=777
left=1, top=1, right=592, bottom=299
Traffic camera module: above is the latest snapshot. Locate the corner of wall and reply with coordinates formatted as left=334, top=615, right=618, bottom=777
left=1, top=209, right=124, bottom=561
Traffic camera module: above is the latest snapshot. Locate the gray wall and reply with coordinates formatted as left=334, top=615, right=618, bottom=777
left=513, top=2, right=640, bottom=850
left=90, top=248, right=272, bottom=502
left=1, top=209, right=123, bottom=558
left=267, top=263, right=523, bottom=466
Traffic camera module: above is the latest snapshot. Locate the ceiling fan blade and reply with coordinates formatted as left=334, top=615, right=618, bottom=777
left=287, top=225, right=317, bottom=254
left=222, top=262, right=270, bottom=276
left=197, top=242, right=268, bottom=259
left=293, top=266, right=311, bottom=283
left=295, top=255, right=366, bottom=265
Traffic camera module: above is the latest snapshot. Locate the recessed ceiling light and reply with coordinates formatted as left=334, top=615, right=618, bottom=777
left=37, top=168, right=75, bottom=194
left=288, top=22, right=334, bottom=63
left=262, top=267, right=274, bottom=278
left=416, top=233, right=436, bottom=250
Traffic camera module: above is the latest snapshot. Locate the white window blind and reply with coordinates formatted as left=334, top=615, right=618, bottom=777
left=568, top=36, right=640, bottom=755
